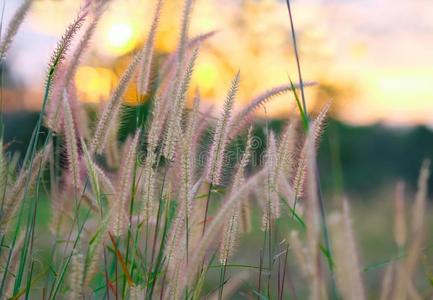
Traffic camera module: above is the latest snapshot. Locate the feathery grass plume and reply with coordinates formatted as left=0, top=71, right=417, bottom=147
left=137, top=0, right=163, bottom=95
left=165, top=177, right=203, bottom=273
left=2, top=232, right=25, bottom=298
left=166, top=92, right=200, bottom=263
left=232, top=127, right=254, bottom=188
left=146, top=94, right=165, bottom=154
left=273, top=121, right=297, bottom=184
left=0, top=0, right=32, bottom=60
left=205, top=71, right=240, bottom=185
left=163, top=47, right=199, bottom=160
left=394, top=181, right=406, bottom=248
left=45, top=0, right=104, bottom=132
left=47, top=2, right=89, bottom=83
left=44, top=3, right=90, bottom=130
left=81, top=140, right=101, bottom=203
left=0, top=144, right=51, bottom=234
left=268, top=132, right=280, bottom=220
left=157, top=0, right=195, bottom=150
left=140, top=128, right=160, bottom=224
left=262, top=131, right=279, bottom=231
left=164, top=180, right=198, bottom=299
left=310, top=102, right=331, bottom=143
left=90, top=50, right=143, bottom=154
left=187, top=90, right=207, bottom=158
left=228, top=82, right=314, bottom=140
left=109, top=131, right=140, bottom=236
left=139, top=96, right=167, bottom=224
left=304, top=125, right=326, bottom=300
left=63, top=0, right=107, bottom=87
left=166, top=103, right=200, bottom=269
left=159, top=30, right=217, bottom=78
left=63, top=92, right=81, bottom=191
left=394, top=159, right=430, bottom=300
left=293, top=102, right=330, bottom=200
left=218, top=187, right=241, bottom=265
left=186, top=167, right=268, bottom=290
left=178, top=0, right=195, bottom=61
left=50, top=1, right=107, bottom=135
left=329, top=198, right=365, bottom=300
left=219, top=127, right=253, bottom=264
left=118, top=131, right=140, bottom=205
left=379, top=263, right=394, bottom=300
left=68, top=247, right=85, bottom=300
left=45, top=67, right=67, bottom=132
left=141, top=157, right=156, bottom=225
left=181, top=90, right=200, bottom=213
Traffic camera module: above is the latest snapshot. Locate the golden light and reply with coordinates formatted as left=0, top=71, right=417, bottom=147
left=193, top=60, right=219, bottom=96
left=75, top=66, right=116, bottom=103
left=105, top=21, right=138, bottom=55
left=19, top=0, right=433, bottom=126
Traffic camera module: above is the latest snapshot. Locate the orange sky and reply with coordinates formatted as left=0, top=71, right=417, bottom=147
left=3, top=0, right=433, bottom=127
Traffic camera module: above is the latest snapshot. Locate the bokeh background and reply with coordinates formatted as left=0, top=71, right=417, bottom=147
left=3, top=0, right=433, bottom=187
left=1, top=0, right=433, bottom=293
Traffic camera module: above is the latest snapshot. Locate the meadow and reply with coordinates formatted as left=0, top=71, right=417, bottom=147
left=0, top=0, right=432, bottom=299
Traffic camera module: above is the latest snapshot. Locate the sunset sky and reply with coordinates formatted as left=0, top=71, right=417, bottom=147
left=3, top=0, right=433, bottom=127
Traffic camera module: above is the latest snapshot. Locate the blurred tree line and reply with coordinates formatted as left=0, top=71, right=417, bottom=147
left=2, top=108, right=433, bottom=200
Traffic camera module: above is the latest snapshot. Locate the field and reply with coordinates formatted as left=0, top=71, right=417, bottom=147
left=1, top=0, right=432, bottom=299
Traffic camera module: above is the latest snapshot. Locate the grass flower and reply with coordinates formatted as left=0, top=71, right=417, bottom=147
left=1, top=1, right=430, bottom=299
left=0, top=0, right=32, bottom=60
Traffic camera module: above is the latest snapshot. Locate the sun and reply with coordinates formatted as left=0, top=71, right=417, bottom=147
left=106, top=21, right=137, bottom=55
